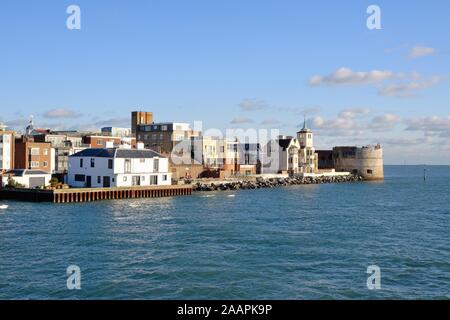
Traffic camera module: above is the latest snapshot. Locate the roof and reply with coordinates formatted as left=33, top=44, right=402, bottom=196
left=115, top=149, right=164, bottom=159
left=70, top=148, right=165, bottom=159
left=71, top=148, right=116, bottom=158
left=4, top=169, right=50, bottom=176
left=297, top=117, right=312, bottom=133
left=278, top=138, right=294, bottom=150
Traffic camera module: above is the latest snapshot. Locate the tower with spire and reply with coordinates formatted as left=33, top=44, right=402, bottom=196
left=297, top=115, right=313, bottom=149
left=296, top=116, right=317, bottom=173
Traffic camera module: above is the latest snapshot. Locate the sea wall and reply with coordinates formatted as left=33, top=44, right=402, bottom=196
left=193, top=174, right=362, bottom=192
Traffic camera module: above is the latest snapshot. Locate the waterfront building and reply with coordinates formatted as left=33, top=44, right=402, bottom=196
left=136, top=122, right=200, bottom=154
left=317, top=150, right=334, bottom=170
left=296, top=119, right=318, bottom=174
left=34, top=133, right=87, bottom=174
left=67, top=145, right=172, bottom=188
left=131, top=111, right=153, bottom=134
left=237, top=143, right=261, bottom=175
left=263, top=136, right=300, bottom=174
left=1, top=169, right=51, bottom=189
left=333, top=145, right=384, bottom=180
left=101, top=127, right=132, bottom=138
left=14, top=136, right=52, bottom=173
left=188, top=136, right=257, bottom=177
left=83, top=135, right=136, bottom=149
left=0, top=125, right=15, bottom=172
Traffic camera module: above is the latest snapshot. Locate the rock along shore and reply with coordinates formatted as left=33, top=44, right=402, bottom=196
left=193, top=175, right=363, bottom=192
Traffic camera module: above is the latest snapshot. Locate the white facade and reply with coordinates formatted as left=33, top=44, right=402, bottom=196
left=0, top=132, right=13, bottom=171
left=1, top=170, right=51, bottom=188
left=101, top=127, right=132, bottom=138
left=263, top=137, right=300, bottom=174
left=67, top=148, right=172, bottom=188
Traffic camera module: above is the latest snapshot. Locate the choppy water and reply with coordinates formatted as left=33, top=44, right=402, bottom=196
left=0, top=166, right=449, bottom=299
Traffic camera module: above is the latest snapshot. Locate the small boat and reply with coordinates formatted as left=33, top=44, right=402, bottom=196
left=0, top=204, right=8, bottom=210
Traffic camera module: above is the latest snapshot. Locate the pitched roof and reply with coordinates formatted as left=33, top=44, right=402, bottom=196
left=70, top=148, right=165, bottom=159
left=70, top=148, right=116, bottom=158
left=278, top=138, right=293, bottom=150
left=115, top=149, right=164, bottom=159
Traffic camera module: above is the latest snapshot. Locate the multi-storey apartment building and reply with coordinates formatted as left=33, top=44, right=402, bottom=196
left=136, top=122, right=200, bottom=154
left=83, top=135, right=136, bottom=149
left=131, top=111, right=153, bottom=134
left=14, top=136, right=52, bottom=173
left=101, top=127, right=132, bottom=138
left=0, top=127, right=15, bottom=172
left=34, top=133, right=87, bottom=174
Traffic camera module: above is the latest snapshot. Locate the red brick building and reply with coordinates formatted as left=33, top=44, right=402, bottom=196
left=14, top=137, right=52, bottom=173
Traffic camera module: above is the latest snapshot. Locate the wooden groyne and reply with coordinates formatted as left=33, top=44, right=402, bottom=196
left=0, top=185, right=192, bottom=203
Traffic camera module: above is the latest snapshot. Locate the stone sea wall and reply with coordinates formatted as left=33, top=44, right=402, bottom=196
left=193, top=175, right=363, bottom=192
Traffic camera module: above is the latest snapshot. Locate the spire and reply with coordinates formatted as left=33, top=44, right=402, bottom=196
left=302, top=114, right=308, bottom=130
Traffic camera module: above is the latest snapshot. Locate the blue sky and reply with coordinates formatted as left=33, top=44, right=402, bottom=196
left=1, top=0, right=450, bottom=164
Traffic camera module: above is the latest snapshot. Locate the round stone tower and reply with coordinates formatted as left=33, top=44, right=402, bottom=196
left=333, top=144, right=384, bottom=180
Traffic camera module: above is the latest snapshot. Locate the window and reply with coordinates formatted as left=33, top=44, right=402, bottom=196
left=43, top=149, right=48, bottom=155
left=97, top=176, right=101, bottom=184
left=108, top=159, right=113, bottom=169
left=153, top=158, right=159, bottom=172
left=43, top=161, right=48, bottom=167
left=90, top=158, right=95, bottom=168
left=141, top=176, right=145, bottom=181
left=97, top=139, right=103, bottom=146
left=160, top=134, right=163, bottom=140
left=123, top=176, right=127, bottom=182
left=30, top=148, right=40, bottom=155
left=162, top=175, right=167, bottom=181
left=80, top=159, right=83, bottom=167
left=30, top=161, right=39, bottom=168
left=124, top=159, right=131, bottom=173
left=367, top=169, right=373, bottom=175
left=150, top=175, right=158, bottom=185
left=162, top=125, right=168, bottom=131
left=152, top=134, right=157, bottom=140
left=74, top=174, right=85, bottom=182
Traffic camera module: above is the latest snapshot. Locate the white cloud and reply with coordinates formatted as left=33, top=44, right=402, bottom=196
left=309, top=67, right=396, bottom=86
left=378, top=76, right=441, bottom=98
left=230, top=117, right=254, bottom=124
left=404, top=115, right=450, bottom=134
left=44, top=108, right=81, bottom=119
left=369, top=114, right=401, bottom=130
left=338, top=108, right=370, bottom=119
left=409, top=46, right=435, bottom=58
left=238, top=99, right=268, bottom=111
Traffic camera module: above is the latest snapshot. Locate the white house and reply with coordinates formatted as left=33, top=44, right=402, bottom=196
left=67, top=147, right=172, bottom=188
left=263, top=136, right=300, bottom=174
left=1, top=169, right=51, bottom=189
